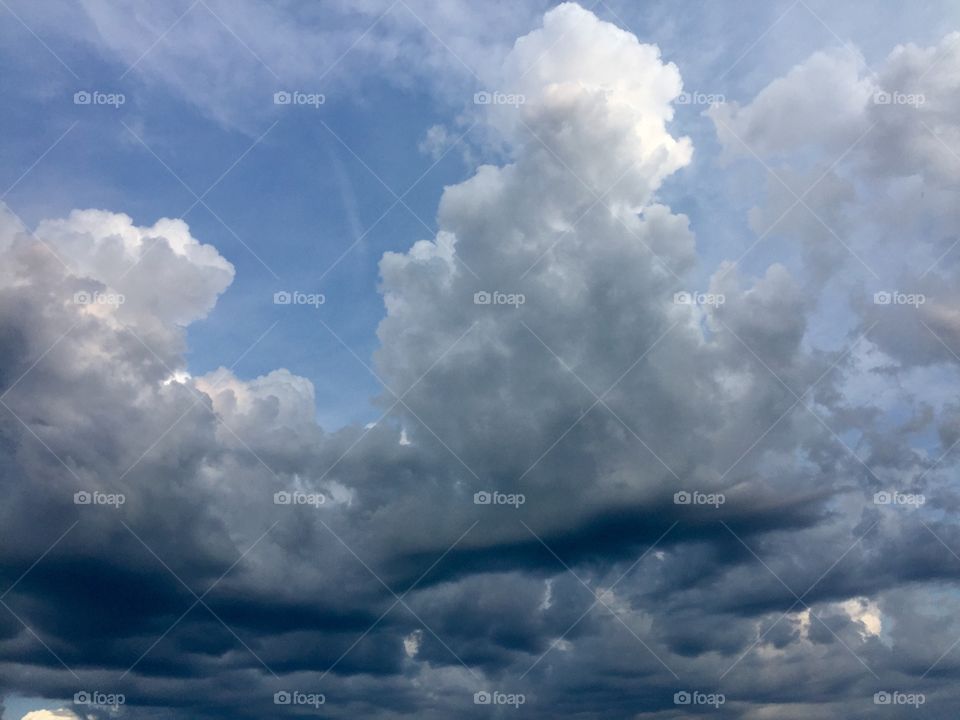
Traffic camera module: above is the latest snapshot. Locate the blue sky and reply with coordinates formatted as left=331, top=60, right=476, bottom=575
left=2, top=3, right=477, bottom=427
left=2, top=0, right=952, bottom=433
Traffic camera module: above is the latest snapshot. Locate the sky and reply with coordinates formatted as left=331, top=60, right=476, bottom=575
left=1, top=0, right=960, bottom=718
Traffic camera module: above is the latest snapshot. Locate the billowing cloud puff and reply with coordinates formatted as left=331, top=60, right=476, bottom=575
left=197, top=367, right=318, bottom=431
left=20, top=711, right=84, bottom=720
left=491, top=2, right=692, bottom=209
left=375, top=2, right=831, bottom=550
left=710, top=48, right=875, bottom=158
left=34, top=209, right=234, bottom=327
left=710, top=33, right=960, bottom=184
left=710, top=31, right=960, bottom=368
